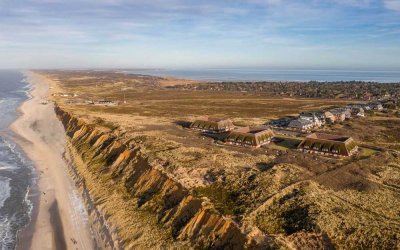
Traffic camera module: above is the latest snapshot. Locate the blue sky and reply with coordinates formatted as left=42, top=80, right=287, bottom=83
left=0, top=0, right=400, bottom=69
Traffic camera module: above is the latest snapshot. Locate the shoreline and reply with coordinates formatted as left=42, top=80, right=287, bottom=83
left=10, top=71, right=95, bottom=250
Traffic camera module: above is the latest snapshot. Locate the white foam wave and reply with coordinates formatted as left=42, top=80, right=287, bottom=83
left=24, top=187, right=33, bottom=217
left=0, top=163, right=17, bottom=171
left=0, top=138, right=30, bottom=166
left=0, top=177, right=10, bottom=209
left=0, top=216, right=14, bottom=250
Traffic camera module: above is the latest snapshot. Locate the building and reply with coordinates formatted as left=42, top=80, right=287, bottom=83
left=226, top=127, right=274, bottom=148
left=298, top=133, right=358, bottom=157
left=269, top=117, right=293, bottom=128
left=299, top=111, right=325, bottom=126
left=190, top=117, right=235, bottom=133
left=369, top=102, right=383, bottom=111
left=331, top=108, right=351, bottom=119
left=361, top=103, right=372, bottom=111
left=288, top=118, right=314, bottom=131
left=350, top=106, right=365, bottom=117
left=324, top=111, right=336, bottom=124
left=330, top=109, right=347, bottom=122
left=94, top=100, right=118, bottom=106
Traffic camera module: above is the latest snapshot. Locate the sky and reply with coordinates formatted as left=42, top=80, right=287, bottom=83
left=0, top=0, right=400, bottom=70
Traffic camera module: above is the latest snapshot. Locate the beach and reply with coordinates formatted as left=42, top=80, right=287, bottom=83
left=11, top=72, right=94, bottom=249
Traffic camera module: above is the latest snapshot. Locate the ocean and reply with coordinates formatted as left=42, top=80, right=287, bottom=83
left=126, top=68, right=400, bottom=82
left=0, top=71, right=34, bottom=249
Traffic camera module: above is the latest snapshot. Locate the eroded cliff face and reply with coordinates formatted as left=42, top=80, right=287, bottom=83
left=55, top=106, right=250, bottom=249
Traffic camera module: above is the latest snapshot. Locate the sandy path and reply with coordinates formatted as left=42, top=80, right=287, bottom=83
left=11, top=71, right=95, bottom=249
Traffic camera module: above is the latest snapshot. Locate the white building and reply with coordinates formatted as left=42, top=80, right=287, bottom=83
left=288, top=118, right=314, bottom=131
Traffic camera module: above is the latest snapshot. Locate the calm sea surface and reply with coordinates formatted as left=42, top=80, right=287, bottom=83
left=126, top=68, right=400, bottom=82
left=0, top=70, right=34, bottom=249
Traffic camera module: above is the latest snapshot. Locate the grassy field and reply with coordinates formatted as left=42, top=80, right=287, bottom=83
left=42, top=70, right=400, bottom=249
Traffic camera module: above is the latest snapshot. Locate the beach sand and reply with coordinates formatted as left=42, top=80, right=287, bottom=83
left=11, top=71, right=95, bottom=249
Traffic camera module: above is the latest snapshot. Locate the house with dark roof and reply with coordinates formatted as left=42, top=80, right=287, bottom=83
left=288, top=118, right=314, bottom=131
left=298, top=133, right=358, bottom=157
left=369, top=102, right=383, bottom=110
left=226, top=127, right=274, bottom=148
left=351, top=106, right=365, bottom=117
left=190, top=117, right=235, bottom=133
left=299, top=111, right=325, bottom=126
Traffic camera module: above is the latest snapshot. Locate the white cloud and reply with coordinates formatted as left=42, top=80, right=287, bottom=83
left=332, top=0, right=372, bottom=7
left=384, top=0, right=400, bottom=11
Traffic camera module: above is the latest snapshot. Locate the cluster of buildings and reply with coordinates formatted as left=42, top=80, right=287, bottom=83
left=189, top=117, right=359, bottom=157
left=284, top=101, right=385, bottom=131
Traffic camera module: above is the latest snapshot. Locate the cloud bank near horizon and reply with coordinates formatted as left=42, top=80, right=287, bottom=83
left=0, top=0, right=399, bottom=69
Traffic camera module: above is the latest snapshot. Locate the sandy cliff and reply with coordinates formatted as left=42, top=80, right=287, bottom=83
left=55, top=106, right=250, bottom=249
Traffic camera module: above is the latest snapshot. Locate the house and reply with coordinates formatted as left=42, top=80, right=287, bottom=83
left=94, top=100, right=118, bottom=106
left=369, top=102, right=383, bottom=111
left=332, top=108, right=351, bottom=119
left=288, top=118, right=314, bottom=131
left=329, top=109, right=347, bottom=122
left=190, top=117, right=235, bottom=133
left=269, top=117, right=293, bottom=128
left=299, top=111, right=325, bottom=126
left=298, top=133, right=358, bottom=157
left=361, top=103, right=372, bottom=111
left=350, top=106, right=365, bottom=117
left=323, top=111, right=336, bottom=124
left=226, top=127, right=274, bottom=148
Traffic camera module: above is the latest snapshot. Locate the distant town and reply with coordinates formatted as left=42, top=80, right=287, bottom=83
left=168, top=81, right=400, bottom=101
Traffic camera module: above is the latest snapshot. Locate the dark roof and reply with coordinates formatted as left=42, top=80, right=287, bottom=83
left=289, top=118, right=313, bottom=126
left=298, top=133, right=356, bottom=156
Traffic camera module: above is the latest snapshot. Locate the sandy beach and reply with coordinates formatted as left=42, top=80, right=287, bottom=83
left=11, top=71, right=95, bottom=250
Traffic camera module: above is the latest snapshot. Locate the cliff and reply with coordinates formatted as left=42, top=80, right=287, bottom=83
left=55, top=106, right=250, bottom=249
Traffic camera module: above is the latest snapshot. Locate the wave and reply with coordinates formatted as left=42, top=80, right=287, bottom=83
left=0, top=177, right=11, bottom=209
left=0, top=138, right=30, bottom=167
left=0, top=70, right=35, bottom=249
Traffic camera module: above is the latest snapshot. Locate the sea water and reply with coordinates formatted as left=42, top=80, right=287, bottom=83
left=0, top=70, right=34, bottom=249
left=126, top=68, right=400, bottom=82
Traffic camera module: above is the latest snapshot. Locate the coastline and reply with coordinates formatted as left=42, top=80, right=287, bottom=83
left=10, top=71, right=95, bottom=249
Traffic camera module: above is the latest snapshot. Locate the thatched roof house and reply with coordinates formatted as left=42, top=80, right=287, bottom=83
left=298, top=133, right=357, bottom=157
left=226, top=127, right=274, bottom=148
left=190, top=117, right=235, bottom=133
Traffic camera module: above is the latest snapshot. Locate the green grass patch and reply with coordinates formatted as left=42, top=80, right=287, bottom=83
left=269, top=137, right=302, bottom=151
left=359, top=147, right=379, bottom=158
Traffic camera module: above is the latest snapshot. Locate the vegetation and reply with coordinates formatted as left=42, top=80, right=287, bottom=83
left=169, top=81, right=400, bottom=100
left=44, top=70, right=400, bottom=249
left=194, top=183, right=239, bottom=215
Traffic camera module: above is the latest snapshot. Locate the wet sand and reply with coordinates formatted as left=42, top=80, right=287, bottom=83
left=11, top=71, right=95, bottom=249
